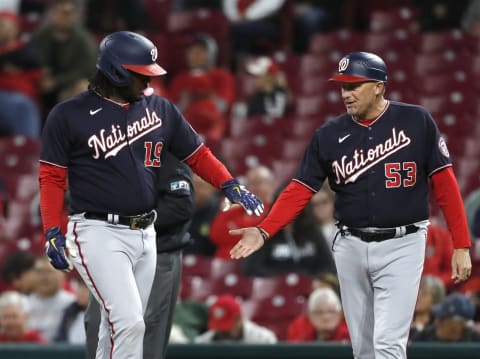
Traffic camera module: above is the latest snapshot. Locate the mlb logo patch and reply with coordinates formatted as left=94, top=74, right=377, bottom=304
left=171, top=180, right=190, bottom=191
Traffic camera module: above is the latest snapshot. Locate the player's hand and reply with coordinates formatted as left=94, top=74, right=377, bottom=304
left=451, top=248, right=472, bottom=284
left=45, top=226, right=76, bottom=272
left=229, top=227, right=266, bottom=259
left=221, top=179, right=264, bottom=216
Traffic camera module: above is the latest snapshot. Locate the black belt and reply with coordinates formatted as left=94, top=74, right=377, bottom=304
left=346, top=225, right=419, bottom=242
left=84, top=211, right=156, bottom=230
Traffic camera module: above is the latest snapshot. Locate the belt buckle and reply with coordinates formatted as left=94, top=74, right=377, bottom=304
left=130, top=216, right=142, bottom=230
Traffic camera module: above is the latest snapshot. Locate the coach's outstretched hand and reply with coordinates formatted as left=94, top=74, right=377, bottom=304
left=221, top=179, right=264, bottom=216
left=45, top=226, right=75, bottom=272
left=229, top=227, right=266, bottom=259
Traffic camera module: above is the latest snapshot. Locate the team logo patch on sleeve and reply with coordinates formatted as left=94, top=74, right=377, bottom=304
left=438, top=137, right=450, bottom=158
left=170, top=180, right=190, bottom=192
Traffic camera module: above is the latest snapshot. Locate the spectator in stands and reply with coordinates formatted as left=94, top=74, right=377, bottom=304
left=195, top=294, right=277, bottom=343
left=172, top=0, right=222, bottom=12
left=0, top=10, right=42, bottom=138
left=169, top=33, right=235, bottom=144
left=85, top=0, right=149, bottom=33
left=410, top=275, right=446, bottom=337
left=462, top=0, right=480, bottom=36
left=310, top=181, right=336, bottom=251
left=414, top=0, right=468, bottom=31
left=27, top=256, right=75, bottom=342
left=222, top=0, right=285, bottom=64
left=170, top=297, right=209, bottom=343
left=0, top=291, right=46, bottom=343
left=185, top=174, right=220, bottom=256
left=1, top=250, right=37, bottom=294
left=210, top=165, right=274, bottom=258
left=286, top=287, right=349, bottom=342
left=473, top=207, right=480, bottom=237
left=244, top=56, right=293, bottom=118
left=241, top=190, right=335, bottom=277
left=311, top=272, right=340, bottom=297
left=292, top=0, right=344, bottom=53
left=29, top=0, right=96, bottom=110
left=54, top=276, right=88, bottom=343
left=423, top=225, right=455, bottom=289
left=411, top=292, right=480, bottom=342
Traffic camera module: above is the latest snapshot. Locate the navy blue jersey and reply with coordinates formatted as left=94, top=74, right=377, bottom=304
left=294, top=101, right=451, bottom=227
left=40, top=90, right=202, bottom=215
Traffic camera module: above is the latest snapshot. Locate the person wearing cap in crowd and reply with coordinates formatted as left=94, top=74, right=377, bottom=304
left=229, top=51, right=471, bottom=359
left=411, top=292, right=480, bottom=342
left=194, top=294, right=277, bottom=343
left=0, top=10, right=43, bottom=138
left=168, top=33, right=235, bottom=144
left=244, top=55, right=293, bottom=118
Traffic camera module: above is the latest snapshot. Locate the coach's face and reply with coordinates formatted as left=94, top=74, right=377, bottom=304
left=341, top=81, right=384, bottom=121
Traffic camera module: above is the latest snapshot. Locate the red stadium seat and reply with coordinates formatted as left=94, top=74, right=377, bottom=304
left=250, top=273, right=313, bottom=300
left=364, top=32, right=419, bottom=54
left=309, top=30, right=365, bottom=56
left=181, top=254, right=213, bottom=278
left=242, top=294, right=307, bottom=340
left=210, top=257, right=243, bottom=278
left=419, top=30, right=475, bottom=54
left=207, top=273, right=253, bottom=300
left=0, top=135, right=41, bottom=156
left=369, top=7, right=417, bottom=33
left=3, top=173, right=38, bottom=201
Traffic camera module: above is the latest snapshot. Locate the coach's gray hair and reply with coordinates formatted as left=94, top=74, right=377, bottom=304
left=0, top=291, right=29, bottom=313
left=308, top=287, right=342, bottom=313
left=421, top=275, right=446, bottom=305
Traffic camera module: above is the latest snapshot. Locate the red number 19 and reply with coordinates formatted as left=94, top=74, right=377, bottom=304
left=144, top=141, right=164, bottom=167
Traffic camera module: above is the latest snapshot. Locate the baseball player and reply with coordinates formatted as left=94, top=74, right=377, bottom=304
left=85, top=151, right=194, bottom=359
left=39, top=31, right=263, bottom=359
left=229, top=52, right=472, bottom=359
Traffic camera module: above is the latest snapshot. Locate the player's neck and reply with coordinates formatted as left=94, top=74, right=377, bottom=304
left=356, top=98, right=388, bottom=123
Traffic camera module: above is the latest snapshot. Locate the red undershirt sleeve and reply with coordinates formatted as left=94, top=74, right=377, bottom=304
left=39, top=162, right=67, bottom=232
left=184, top=145, right=233, bottom=189
left=431, top=167, right=471, bottom=249
left=259, top=181, right=315, bottom=237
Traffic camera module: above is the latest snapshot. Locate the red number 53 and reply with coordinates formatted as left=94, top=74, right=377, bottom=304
left=384, top=162, right=416, bottom=188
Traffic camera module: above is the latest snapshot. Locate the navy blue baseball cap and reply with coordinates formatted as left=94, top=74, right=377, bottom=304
left=329, top=51, right=387, bottom=83
left=431, top=293, right=475, bottom=320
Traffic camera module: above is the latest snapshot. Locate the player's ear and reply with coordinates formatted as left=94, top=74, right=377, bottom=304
left=375, top=82, right=383, bottom=95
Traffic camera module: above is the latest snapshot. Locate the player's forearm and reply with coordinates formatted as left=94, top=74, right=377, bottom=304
left=259, top=181, right=314, bottom=237
left=39, top=162, right=67, bottom=232
left=184, top=145, right=232, bottom=189
left=431, top=167, right=471, bottom=248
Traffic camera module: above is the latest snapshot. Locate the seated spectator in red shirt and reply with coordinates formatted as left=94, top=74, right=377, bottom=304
left=210, top=165, right=275, bottom=258
left=423, top=224, right=454, bottom=289
left=287, top=287, right=350, bottom=342
left=168, top=33, right=235, bottom=143
left=0, top=291, right=46, bottom=343
left=0, top=11, right=42, bottom=137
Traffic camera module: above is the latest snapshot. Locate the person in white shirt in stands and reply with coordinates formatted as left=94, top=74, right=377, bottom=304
left=27, top=256, right=75, bottom=342
left=194, top=294, right=277, bottom=343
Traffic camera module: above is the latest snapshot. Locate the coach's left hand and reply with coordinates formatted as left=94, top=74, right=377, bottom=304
left=229, top=227, right=265, bottom=259
left=451, top=248, right=472, bottom=283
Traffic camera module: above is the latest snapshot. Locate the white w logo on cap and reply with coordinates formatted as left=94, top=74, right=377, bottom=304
left=150, top=47, right=158, bottom=62
left=339, top=58, right=349, bottom=72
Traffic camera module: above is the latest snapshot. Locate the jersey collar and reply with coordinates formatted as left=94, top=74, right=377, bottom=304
left=351, top=100, right=390, bottom=128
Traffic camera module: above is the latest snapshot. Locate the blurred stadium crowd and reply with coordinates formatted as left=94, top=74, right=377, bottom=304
left=1, top=0, right=480, bottom=346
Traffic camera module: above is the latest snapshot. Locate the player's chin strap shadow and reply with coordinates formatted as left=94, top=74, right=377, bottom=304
left=332, top=222, right=349, bottom=252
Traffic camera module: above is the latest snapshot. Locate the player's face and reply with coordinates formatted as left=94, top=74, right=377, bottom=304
left=340, top=81, right=384, bottom=121
left=122, top=71, right=151, bottom=102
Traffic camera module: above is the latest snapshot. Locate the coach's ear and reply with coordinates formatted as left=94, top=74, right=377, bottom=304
left=375, top=82, right=384, bottom=95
